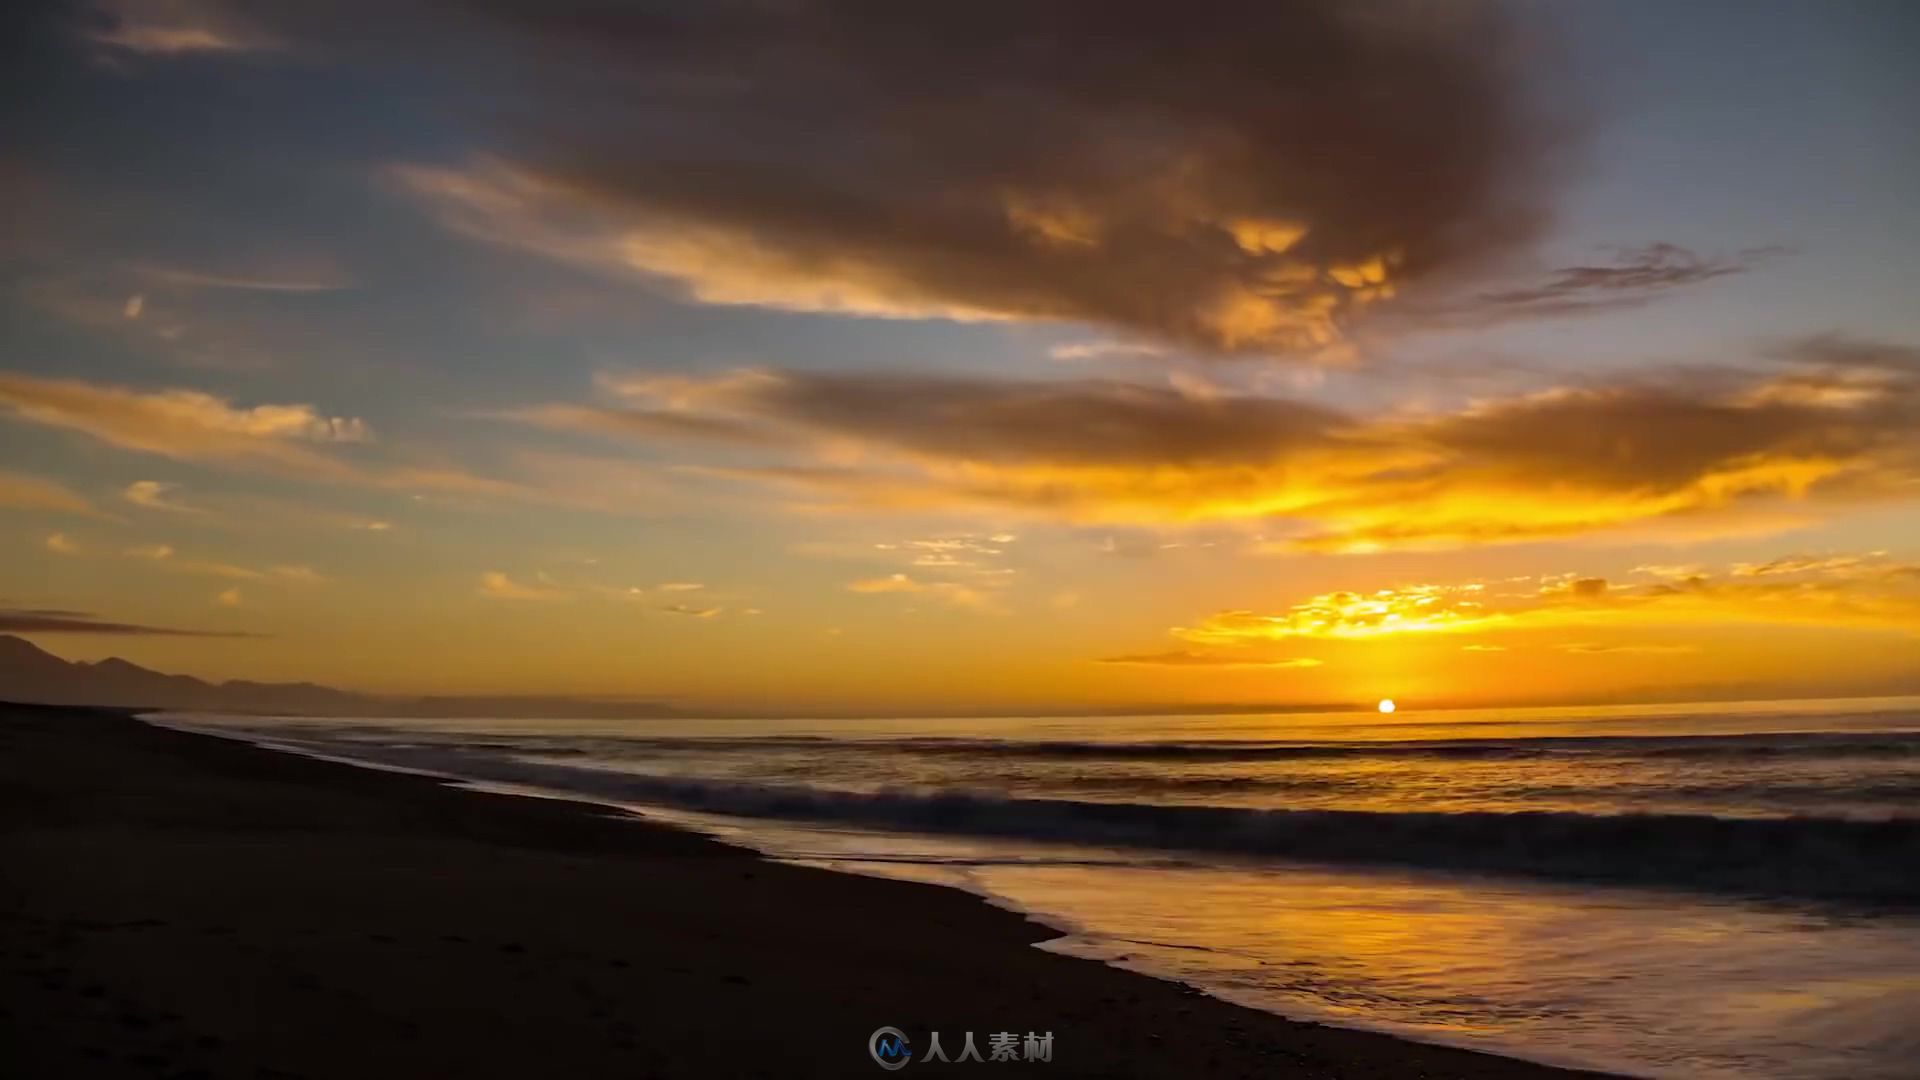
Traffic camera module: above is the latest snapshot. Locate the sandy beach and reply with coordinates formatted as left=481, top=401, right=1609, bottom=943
left=0, top=702, right=1614, bottom=1078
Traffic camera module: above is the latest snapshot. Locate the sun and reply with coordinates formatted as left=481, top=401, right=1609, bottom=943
left=1377, top=698, right=1397, bottom=714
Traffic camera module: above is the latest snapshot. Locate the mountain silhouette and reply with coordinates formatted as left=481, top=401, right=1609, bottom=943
left=0, top=635, right=671, bottom=718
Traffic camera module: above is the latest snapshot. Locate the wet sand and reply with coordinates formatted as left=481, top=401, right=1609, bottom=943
left=0, top=702, right=1616, bottom=1078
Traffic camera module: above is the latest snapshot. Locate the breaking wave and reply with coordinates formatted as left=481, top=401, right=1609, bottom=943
left=261, top=737, right=1920, bottom=906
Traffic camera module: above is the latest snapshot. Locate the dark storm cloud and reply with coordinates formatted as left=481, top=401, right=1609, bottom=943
left=363, top=0, right=1554, bottom=353
left=31, top=0, right=1569, bottom=353
left=598, top=369, right=1352, bottom=468
left=643, top=371, right=1351, bottom=468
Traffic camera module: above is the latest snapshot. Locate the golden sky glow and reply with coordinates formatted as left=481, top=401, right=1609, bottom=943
left=3, top=1, right=1917, bottom=714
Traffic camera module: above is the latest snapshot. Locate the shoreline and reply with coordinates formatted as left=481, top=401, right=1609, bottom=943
left=3, top=701, right=1619, bottom=1078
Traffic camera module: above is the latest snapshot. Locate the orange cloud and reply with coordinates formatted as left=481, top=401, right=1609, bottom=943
left=401, top=161, right=1425, bottom=352
left=0, top=373, right=368, bottom=478
left=124, top=480, right=201, bottom=513
left=1166, top=555, right=1920, bottom=651
left=120, top=542, right=317, bottom=583
left=478, top=571, right=566, bottom=601
left=1557, top=642, right=1700, bottom=656
left=0, top=469, right=94, bottom=515
left=1174, top=584, right=1498, bottom=645
left=660, top=603, right=722, bottom=618
left=846, top=574, right=996, bottom=612
left=372, top=0, right=1560, bottom=355
left=398, top=163, right=1020, bottom=326
left=0, top=375, right=603, bottom=511
left=514, top=342, right=1920, bottom=549
left=1095, top=650, right=1323, bottom=669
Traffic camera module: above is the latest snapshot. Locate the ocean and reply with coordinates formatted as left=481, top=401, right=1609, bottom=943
left=152, top=697, right=1920, bottom=1079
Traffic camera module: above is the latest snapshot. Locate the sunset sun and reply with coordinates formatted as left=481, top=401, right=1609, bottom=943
left=1378, top=699, right=1397, bottom=714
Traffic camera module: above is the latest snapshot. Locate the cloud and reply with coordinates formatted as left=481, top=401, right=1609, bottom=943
left=1165, top=555, right=1920, bottom=650
left=1432, top=244, right=1773, bottom=324
left=839, top=535, right=1017, bottom=610
left=85, top=0, right=281, bottom=55
left=870, top=534, right=1017, bottom=576
left=121, top=542, right=275, bottom=580
left=388, top=0, right=1552, bottom=353
left=1632, top=564, right=1707, bottom=582
left=502, top=402, right=795, bottom=449
left=0, top=375, right=573, bottom=509
left=478, top=571, right=565, bottom=601
left=132, top=264, right=353, bottom=293
left=215, top=586, right=243, bottom=607
left=183, top=562, right=262, bottom=582
left=124, top=480, right=200, bottom=513
left=660, top=603, right=721, bottom=618
left=0, top=469, right=94, bottom=515
left=478, top=569, right=702, bottom=605
left=1095, top=650, right=1322, bottom=669
left=45, top=533, right=77, bottom=554
left=1730, top=552, right=1883, bottom=578
left=1049, top=341, right=1167, bottom=363
left=520, top=341, right=1920, bottom=548
left=0, top=606, right=253, bottom=637
left=596, top=368, right=1348, bottom=469
left=846, top=573, right=995, bottom=611
left=1175, top=584, right=1498, bottom=645
left=67, top=488, right=375, bottom=557
left=1557, top=642, right=1699, bottom=656
left=0, top=373, right=369, bottom=478
left=1774, top=334, right=1920, bottom=374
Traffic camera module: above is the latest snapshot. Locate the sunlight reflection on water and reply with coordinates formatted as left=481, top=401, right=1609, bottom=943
left=156, top=695, right=1920, bottom=1079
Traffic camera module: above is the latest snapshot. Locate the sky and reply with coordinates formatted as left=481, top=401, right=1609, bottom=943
left=2, top=0, right=1918, bottom=715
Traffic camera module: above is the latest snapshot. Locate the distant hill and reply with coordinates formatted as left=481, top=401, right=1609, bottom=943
left=0, top=635, right=673, bottom=719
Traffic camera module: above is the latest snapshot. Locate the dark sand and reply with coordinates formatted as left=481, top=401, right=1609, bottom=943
left=0, top=702, right=1615, bottom=1078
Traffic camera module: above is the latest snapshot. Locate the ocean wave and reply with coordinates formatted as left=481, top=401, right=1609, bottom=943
left=938, top=732, right=1920, bottom=762
left=288, top=739, right=1920, bottom=905
left=404, top=729, right=1920, bottom=765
